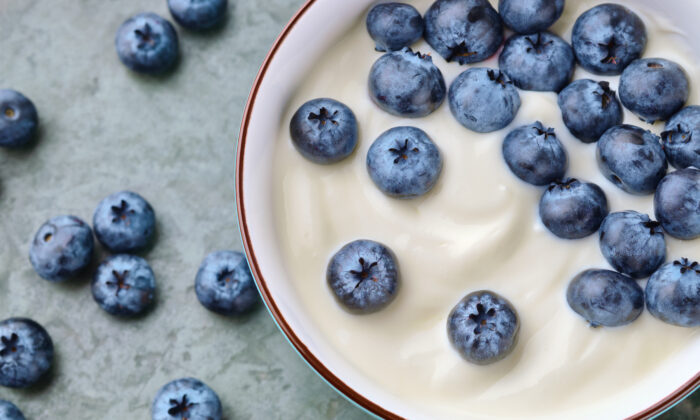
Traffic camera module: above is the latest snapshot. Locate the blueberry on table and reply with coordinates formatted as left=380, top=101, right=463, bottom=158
left=366, top=126, right=443, bottom=199
left=449, top=68, right=521, bottom=133
left=366, top=3, right=424, bottom=52
left=424, top=0, right=503, bottom=65
left=662, top=106, right=700, bottom=170
left=619, top=58, right=689, bottom=123
left=327, top=240, right=399, bottom=314
left=646, top=259, right=700, bottom=327
left=567, top=269, right=644, bottom=328
left=92, top=255, right=156, bottom=317
left=654, top=168, right=700, bottom=240
left=447, top=290, right=519, bottom=365
left=498, top=32, right=574, bottom=92
left=0, top=400, right=25, bottom=420
left=195, top=250, right=259, bottom=315
left=93, top=191, right=156, bottom=253
left=558, top=79, right=623, bottom=144
left=498, top=0, right=564, bottom=34
left=0, top=89, right=38, bottom=148
left=572, top=4, right=647, bottom=75
left=599, top=211, right=666, bottom=279
left=168, top=0, right=227, bottom=31
left=152, top=377, right=222, bottom=420
left=115, top=13, right=179, bottom=74
left=289, top=98, right=358, bottom=164
left=0, top=318, right=53, bottom=389
left=539, top=178, right=608, bottom=240
left=29, top=215, right=94, bottom=282
left=502, top=122, right=567, bottom=186
left=369, top=48, right=446, bottom=118
left=596, top=125, right=667, bottom=195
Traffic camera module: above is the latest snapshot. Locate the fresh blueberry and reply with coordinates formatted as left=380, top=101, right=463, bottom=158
left=502, top=122, right=567, bottom=186
left=326, top=240, right=399, bottom=313
left=619, top=58, right=689, bottom=123
left=0, top=89, right=38, bottom=148
left=448, top=68, right=521, bottom=133
left=29, top=215, right=94, bottom=282
left=93, top=191, right=156, bottom=253
left=115, top=13, right=179, bottom=74
left=366, top=3, right=424, bottom=52
left=646, top=259, right=700, bottom=327
left=558, top=80, right=623, bottom=144
left=152, top=377, right=222, bottom=420
left=567, top=269, right=644, bottom=327
left=289, top=98, right=358, bottom=164
left=654, top=168, right=700, bottom=240
left=369, top=48, right=446, bottom=118
left=596, top=125, right=667, bottom=195
left=195, top=250, right=259, bottom=316
left=498, top=32, right=574, bottom=92
left=599, top=211, right=666, bottom=279
left=0, top=400, right=25, bottom=420
left=447, top=290, right=519, bottom=365
left=0, top=318, right=53, bottom=389
left=366, top=126, right=442, bottom=199
left=661, top=106, right=700, bottom=169
left=539, top=178, right=608, bottom=239
left=168, top=0, right=227, bottom=31
left=92, top=255, right=156, bottom=317
left=498, top=0, right=564, bottom=34
left=424, top=0, right=503, bottom=65
left=571, top=4, right=647, bottom=75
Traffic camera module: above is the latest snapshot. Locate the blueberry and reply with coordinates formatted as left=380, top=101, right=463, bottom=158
left=596, top=125, right=667, bottom=195
left=502, top=122, right=567, bottom=186
left=29, top=215, right=94, bottom=282
left=366, top=126, right=442, bottom=199
left=448, top=68, right=521, bottom=133
left=654, top=168, right=700, bottom=240
left=539, top=178, right=608, bottom=239
left=368, top=48, right=446, bottom=118
left=93, top=191, right=156, bottom=253
left=326, top=240, right=399, bottom=313
left=646, top=259, right=700, bottom=327
left=366, top=3, right=424, bottom=52
left=424, top=0, right=503, bottom=65
left=289, top=98, right=358, bottom=164
left=498, top=32, right=574, bottom=92
left=0, top=89, right=38, bottom=148
left=195, top=250, right=259, bottom=316
left=152, top=377, right=222, bottom=420
left=115, top=13, right=179, bottom=74
left=567, top=269, right=644, bottom=327
left=0, top=318, right=53, bottom=389
left=571, top=4, right=647, bottom=75
left=168, top=0, right=227, bottom=31
left=0, top=400, right=25, bottom=420
left=661, top=106, right=700, bottom=170
left=498, top=0, right=564, bottom=34
left=447, top=290, right=519, bottom=365
left=558, top=80, right=623, bottom=144
left=92, top=255, right=156, bottom=317
left=619, top=58, right=689, bottom=123
left=599, top=211, right=666, bottom=279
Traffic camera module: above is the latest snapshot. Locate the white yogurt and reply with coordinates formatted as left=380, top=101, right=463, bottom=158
left=273, top=1, right=700, bottom=418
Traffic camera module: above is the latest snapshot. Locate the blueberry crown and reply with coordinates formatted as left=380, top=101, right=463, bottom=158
left=547, top=178, right=578, bottom=191
left=673, top=258, right=700, bottom=274
left=598, top=36, right=619, bottom=65
left=168, top=394, right=197, bottom=416
left=487, top=70, right=512, bottom=88
left=307, top=107, right=339, bottom=128
left=388, top=138, right=420, bottom=164
left=0, top=333, right=19, bottom=357
left=661, top=124, right=692, bottom=144
left=594, top=81, right=615, bottom=109
left=525, top=33, right=553, bottom=54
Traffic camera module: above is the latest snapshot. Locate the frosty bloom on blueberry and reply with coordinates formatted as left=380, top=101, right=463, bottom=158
left=498, top=0, right=564, bottom=34
left=290, top=98, right=358, bottom=164
left=91, top=255, right=156, bottom=317
left=0, top=89, right=38, bottom=148
left=0, top=400, right=25, bottom=420
left=93, top=191, right=156, bottom=253
left=502, top=122, right=567, bottom=186
left=195, top=250, right=259, bottom=315
left=0, top=318, right=53, bottom=389
left=29, top=215, right=94, bottom=282
left=366, top=2, right=424, bottom=52
left=661, top=105, right=700, bottom=170
left=567, top=269, right=644, bottom=327
left=115, top=13, right=179, bottom=74
left=539, top=178, right=608, bottom=239
left=168, top=0, right=228, bottom=31
left=152, top=377, right=222, bottom=420
left=646, top=259, right=700, bottom=327
left=558, top=79, right=623, bottom=144
left=654, top=168, right=700, bottom=240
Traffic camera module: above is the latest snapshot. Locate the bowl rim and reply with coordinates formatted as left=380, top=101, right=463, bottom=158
left=235, top=1, right=700, bottom=418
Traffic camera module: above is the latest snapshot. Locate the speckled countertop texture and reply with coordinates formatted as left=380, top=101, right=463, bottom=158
left=0, top=0, right=696, bottom=419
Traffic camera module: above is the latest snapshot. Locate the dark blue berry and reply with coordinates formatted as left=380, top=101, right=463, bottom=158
left=93, top=191, right=156, bottom=253
left=567, top=269, right=644, bottom=327
left=92, top=255, right=156, bottom=317
left=0, top=318, right=53, bottom=389
left=29, top=215, right=94, bottom=282
left=558, top=79, right=623, bottom=143
left=654, top=168, right=700, bottom=240
left=646, top=259, right=700, bottom=327
left=0, top=400, right=25, bottom=420
left=195, top=250, right=259, bottom=316
left=366, top=3, right=424, bottom=52
left=168, top=0, right=227, bottom=31
left=539, top=178, right=608, bottom=239
left=599, top=211, right=665, bottom=279
left=152, top=377, right=222, bottom=420
left=498, top=0, right=564, bottom=34
left=115, top=13, right=179, bottom=74
left=0, top=89, right=38, bottom=148
left=502, top=122, right=567, bottom=186
left=661, top=106, right=700, bottom=170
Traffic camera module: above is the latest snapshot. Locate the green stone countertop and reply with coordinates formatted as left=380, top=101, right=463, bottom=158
left=0, top=1, right=696, bottom=419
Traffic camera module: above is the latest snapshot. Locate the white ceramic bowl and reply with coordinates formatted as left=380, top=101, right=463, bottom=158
left=237, top=1, right=700, bottom=418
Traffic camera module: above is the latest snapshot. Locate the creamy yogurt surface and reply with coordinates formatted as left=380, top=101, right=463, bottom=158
left=272, top=0, right=700, bottom=417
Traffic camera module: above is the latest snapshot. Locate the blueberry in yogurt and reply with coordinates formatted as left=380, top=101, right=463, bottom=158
left=646, top=259, right=700, bottom=327
left=558, top=79, right=623, bottom=144
left=502, top=122, right=567, bottom=186
left=654, top=168, right=700, bottom=240
left=92, top=255, right=156, bottom=317
left=498, top=32, right=574, bottom=92
left=29, top=215, right=94, bottom=282
left=152, top=377, right=222, bottom=420
left=369, top=48, right=446, bottom=118
left=366, top=126, right=442, bottom=199
left=539, top=178, right=608, bottom=240
left=115, top=13, right=179, bottom=74
left=448, top=68, right=520, bottom=133
left=167, top=0, right=227, bottom=31
left=0, top=318, right=53, bottom=389
left=195, top=250, right=259, bottom=315
left=498, top=0, right=564, bottom=34
left=0, top=89, right=38, bottom=148
left=93, top=191, right=156, bottom=253
left=661, top=106, right=700, bottom=170
left=567, top=269, right=644, bottom=327
left=366, top=3, right=424, bottom=52
left=290, top=98, right=358, bottom=164
left=424, top=0, right=503, bottom=65
left=0, top=400, right=25, bottom=420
